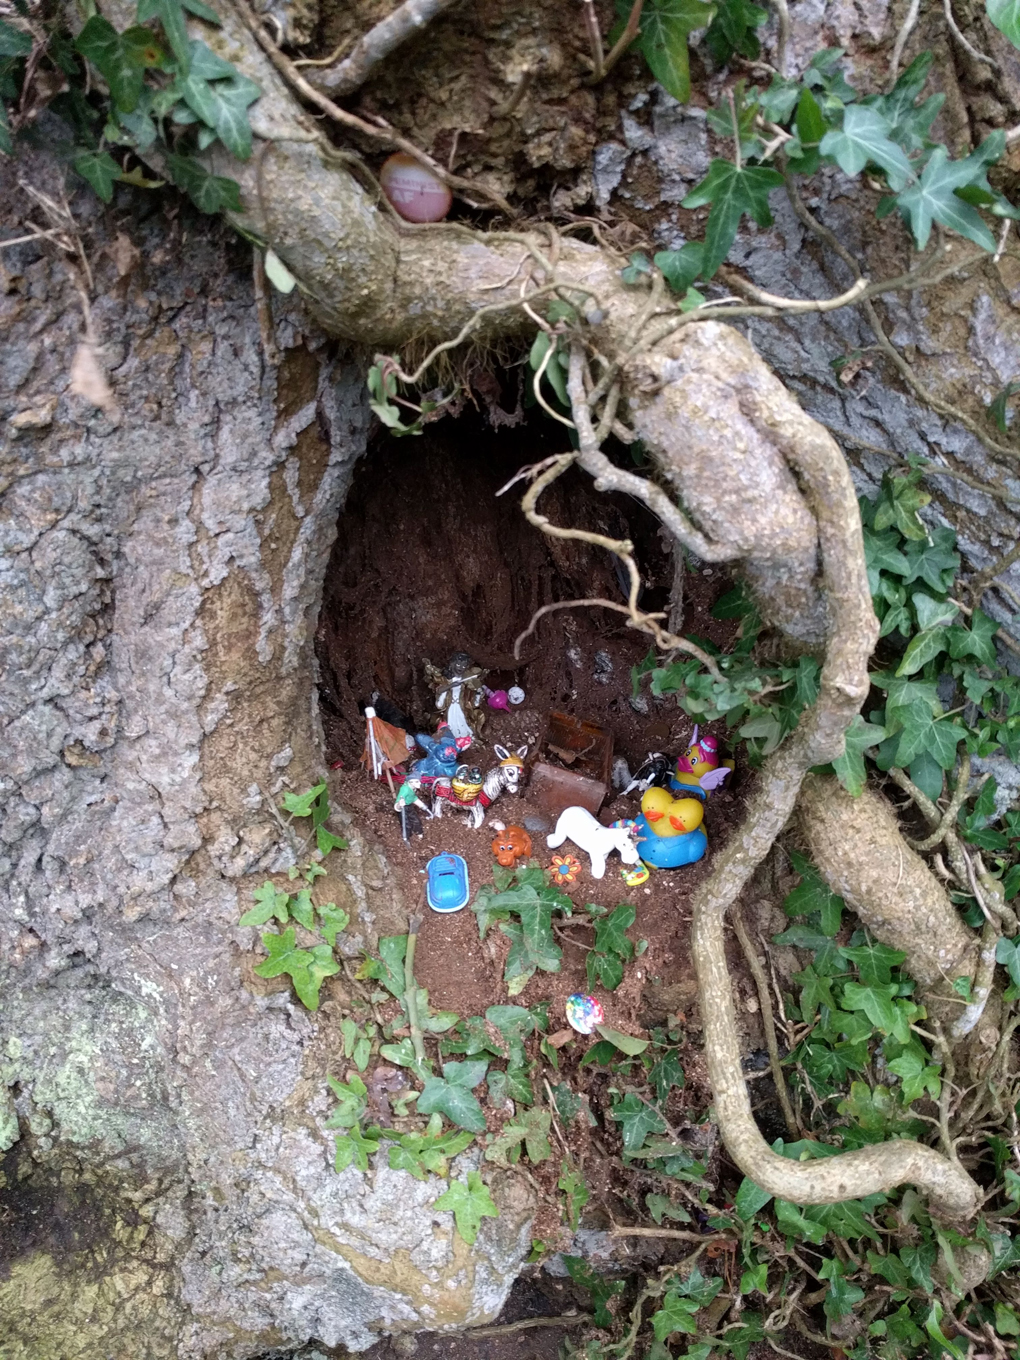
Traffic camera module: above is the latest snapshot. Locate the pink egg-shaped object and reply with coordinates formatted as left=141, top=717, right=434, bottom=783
left=380, top=153, right=452, bottom=223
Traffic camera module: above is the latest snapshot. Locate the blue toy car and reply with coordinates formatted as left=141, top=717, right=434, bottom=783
left=426, top=854, right=470, bottom=913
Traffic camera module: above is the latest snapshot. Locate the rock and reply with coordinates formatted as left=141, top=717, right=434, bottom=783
left=522, top=815, right=550, bottom=833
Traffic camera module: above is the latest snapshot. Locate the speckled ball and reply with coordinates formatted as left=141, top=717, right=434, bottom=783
left=565, top=993, right=605, bottom=1035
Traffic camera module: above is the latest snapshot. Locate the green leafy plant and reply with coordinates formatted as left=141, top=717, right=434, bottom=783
left=1, top=0, right=259, bottom=211
left=238, top=783, right=349, bottom=1010
left=472, top=864, right=573, bottom=995
left=636, top=52, right=1020, bottom=299
left=433, top=1171, right=499, bottom=1245
left=586, top=903, right=638, bottom=991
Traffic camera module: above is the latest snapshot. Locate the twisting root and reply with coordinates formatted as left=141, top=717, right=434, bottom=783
left=686, top=411, right=981, bottom=1220
left=509, top=447, right=724, bottom=677
left=732, top=903, right=799, bottom=1139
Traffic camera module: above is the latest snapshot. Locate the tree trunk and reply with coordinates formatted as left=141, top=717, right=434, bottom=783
left=0, top=162, right=533, bottom=1357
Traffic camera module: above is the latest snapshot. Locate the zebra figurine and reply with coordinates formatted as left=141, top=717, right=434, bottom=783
left=431, top=743, right=529, bottom=828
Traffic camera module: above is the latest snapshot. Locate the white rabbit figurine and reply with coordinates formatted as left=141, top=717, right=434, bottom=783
left=547, top=806, right=641, bottom=880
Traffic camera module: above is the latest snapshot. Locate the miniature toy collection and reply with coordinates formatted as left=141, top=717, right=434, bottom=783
left=353, top=651, right=730, bottom=914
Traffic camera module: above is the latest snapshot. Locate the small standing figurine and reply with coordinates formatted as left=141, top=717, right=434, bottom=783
left=671, top=725, right=732, bottom=798
left=424, top=652, right=488, bottom=740
left=394, top=778, right=432, bottom=841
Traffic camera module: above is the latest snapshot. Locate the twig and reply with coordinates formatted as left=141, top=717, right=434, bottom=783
left=821, top=426, right=1020, bottom=511
left=943, top=0, right=999, bottom=72
left=610, top=1224, right=731, bottom=1242
left=466, top=1314, right=591, bottom=1337
left=580, top=0, right=605, bottom=80
left=719, top=271, right=869, bottom=313
left=732, top=903, right=799, bottom=1139
left=907, top=752, right=972, bottom=853
left=773, top=0, right=791, bottom=77
left=306, top=0, right=459, bottom=96
left=967, top=540, right=1020, bottom=607
left=512, top=443, right=726, bottom=678
left=887, top=0, right=921, bottom=90
left=404, top=911, right=426, bottom=1064
left=596, top=0, right=645, bottom=81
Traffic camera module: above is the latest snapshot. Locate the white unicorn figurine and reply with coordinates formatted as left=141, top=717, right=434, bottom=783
left=547, top=806, right=641, bottom=879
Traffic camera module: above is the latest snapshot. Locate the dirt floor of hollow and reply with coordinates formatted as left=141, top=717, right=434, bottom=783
left=318, top=406, right=752, bottom=1044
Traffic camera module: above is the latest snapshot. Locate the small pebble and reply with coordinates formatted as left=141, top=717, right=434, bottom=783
left=523, top=815, right=549, bottom=833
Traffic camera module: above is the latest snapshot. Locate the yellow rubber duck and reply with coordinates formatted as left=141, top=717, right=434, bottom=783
left=640, top=788, right=705, bottom=836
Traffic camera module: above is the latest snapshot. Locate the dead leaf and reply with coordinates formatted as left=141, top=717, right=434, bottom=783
left=69, top=343, right=117, bottom=415
left=107, top=232, right=141, bottom=278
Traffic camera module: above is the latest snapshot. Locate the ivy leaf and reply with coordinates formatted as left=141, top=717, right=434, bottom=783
left=654, top=240, right=704, bottom=294
left=819, top=105, right=914, bottom=189
left=75, top=17, right=164, bottom=112
left=895, top=625, right=949, bottom=677
left=595, top=1025, right=649, bottom=1056
left=646, top=1192, right=692, bottom=1224
left=254, top=927, right=313, bottom=984
left=0, top=104, right=11, bottom=157
left=832, top=715, right=889, bottom=797
left=989, top=378, right=1020, bottom=431
left=280, top=781, right=326, bottom=817
left=325, top=1072, right=368, bottom=1129
left=734, top=1176, right=773, bottom=1220
left=165, top=151, right=242, bottom=212
left=240, top=879, right=290, bottom=926
left=651, top=1291, right=700, bottom=1340
left=560, top=1163, right=590, bottom=1230
left=416, top=1061, right=488, bottom=1132
left=334, top=1124, right=380, bottom=1173
left=682, top=160, right=783, bottom=278
left=0, top=19, right=32, bottom=57
left=895, top=136, right=1004, bottom=251
left=433, top=1171, right=498, bottom=1245
left=620, top=251, right=652, bottom=285
left=820, top=1258, right=866, bottom=1319
left=649, top=1047, right=685, bottom=1102
left=316, top=902, right=349, bottom=947
left=704, top=0, right=767, bottom=63
left=626, top=0, right=716, bottom=105
left=593, top=903, right=636, bottom=959
left=136, top=0, right=192, bottom=71
left=611, top=1092, right=667, bottom=1152
left=795, top=88, right=827, bottom=145
left=292, top=943, right=340, bottom=1010
left=988, top=0, right=1020, bottom=49
left=287, top=887, right=315, bottom=930
left=73, top=150, right=121, bottom=202
left=995, top=936, right=1020, bottom=987
left=840, top=940, right=906, bottom=987
left=485, top=1108, right=552, bottom=1165
left=783, top=851, right=845, bottom=935
left=176, top=40, right=260, bottom=159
